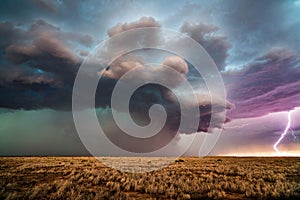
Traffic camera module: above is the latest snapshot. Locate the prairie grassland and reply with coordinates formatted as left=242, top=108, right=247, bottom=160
left=0, top=156, right=299, bottom=199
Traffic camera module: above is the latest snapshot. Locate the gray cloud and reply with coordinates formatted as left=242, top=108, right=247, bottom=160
left=225, top=48, right=300, bottom=118
left=0, top=19, right=92, bottom=110
left=1, top=16, right=233, bottom=137
left=97, top=54, right=232, bottom=135
left=28, top=19, right=94, bottom=47
left=0, top=21, right=27, bottom=49
left=99, top=55, right=189, bottom=88
left=5, top=33, right=80, bottom=82
left=0, top=64, right=61, bottom=86
left=180, top=22, right=231, bottom=70
left=215, top=0, right=300, bottom=65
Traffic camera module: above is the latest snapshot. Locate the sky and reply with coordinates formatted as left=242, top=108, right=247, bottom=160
left=0, top=0, right=299, bottom=156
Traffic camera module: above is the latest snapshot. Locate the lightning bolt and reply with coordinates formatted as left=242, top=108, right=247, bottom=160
left=273, top=110, right=292, bottom=154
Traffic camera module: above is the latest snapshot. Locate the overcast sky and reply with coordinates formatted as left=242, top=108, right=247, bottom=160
left=0, top=0, right=299, bottom=156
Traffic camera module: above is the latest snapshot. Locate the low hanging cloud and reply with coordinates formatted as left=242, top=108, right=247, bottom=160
left=0, top=19, right=92, bottom=110
left=0, top=17, right=232, bottom=135
left=0, top=19, right=94, bottom=85
left=3, top=34, right=81, bottom=93
left=6, top=33, right=79, bottom=65
left=101, top=18, right=232, bottom=135
left=0, top=64, right=60, bottom=86
left=97, top=55, right=233, bottom=135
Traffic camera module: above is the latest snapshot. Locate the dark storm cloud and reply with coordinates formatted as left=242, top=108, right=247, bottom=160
left=0, top=19, right=94, bottom=110
left=0, top=17, right=161, bottom=111
left=0, top=64, right=61, bottom=86
left=97, top=16, right=234, bottom=134
left=0, top=16, right=232, bottom=136
left=226, top=48, right=300, bottom=118
left=5, top=33, right=80, bottom=76
left=0, top=80, right=72, bottom=110
left=180, top=22, right=231, bottom=70
left=97, top=55, right=233, bottom=135
left=109, top=82, right=232, bottom=134
left=6, top=33, right=77, bottom=62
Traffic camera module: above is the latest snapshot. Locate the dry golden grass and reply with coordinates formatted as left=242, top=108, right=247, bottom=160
left=0, top=156, right=299, bottom=199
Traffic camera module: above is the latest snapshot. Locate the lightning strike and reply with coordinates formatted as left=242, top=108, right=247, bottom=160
left=273, top=110, right=292, bottom=154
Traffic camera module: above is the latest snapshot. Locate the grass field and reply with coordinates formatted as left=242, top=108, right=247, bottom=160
left=0, top=157, right=299, bottom=199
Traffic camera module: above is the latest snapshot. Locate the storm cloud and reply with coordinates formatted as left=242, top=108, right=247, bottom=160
left=226, top=48, right=300, bottom=118
left=0, top=17, right=232, bottom=139
left=180, top=22, right=231, bottom=70
left=1, top=0, right=299, bottom=156
left=97, top=55, right=232, bottom=136
left=0, top=19, right=95, bottom=110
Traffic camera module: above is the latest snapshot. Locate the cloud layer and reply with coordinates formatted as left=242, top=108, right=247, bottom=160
left=180, top=22, right=231, bottom=70
left=226, top=48, right=300, bottom=118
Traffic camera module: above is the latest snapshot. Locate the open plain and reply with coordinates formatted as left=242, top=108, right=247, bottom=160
left=0, top=156, right=299, bottom=199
